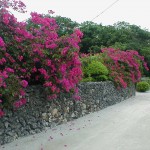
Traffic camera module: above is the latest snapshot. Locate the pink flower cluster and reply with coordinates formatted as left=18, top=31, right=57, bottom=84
left=0, top=108, right=5, bottom=117
left=0, top=0, right=83, bottom=117
left=13, top=98, right=27, bottom=108
left=20, top=80, right=28, bottom=88
left=0, top=37, right=5, bottom=47
left=102, top=48, right=149, bottom=88
left=0, top=69, right=28, bottom=117
left=0, top=0, right=26, bottom=13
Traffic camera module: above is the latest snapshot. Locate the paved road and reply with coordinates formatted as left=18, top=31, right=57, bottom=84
left=1, top=92, right=150, bottom=150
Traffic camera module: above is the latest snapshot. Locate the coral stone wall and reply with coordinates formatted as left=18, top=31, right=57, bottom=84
left=0, top=81, right=135, bottom=145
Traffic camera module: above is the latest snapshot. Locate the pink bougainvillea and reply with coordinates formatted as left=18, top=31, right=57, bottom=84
left=13, top=98, right=27, bottom=108
left=20, top=80, right=28, bottom=88
left=0, top=108, right=5, bottom=117
left=0, top=0, right=83, bottom=117
left=0, top=37, right=5, bottom=47
left=102, top=48, right=149, bottom=88
left=0, top=0, right=26, bottom=13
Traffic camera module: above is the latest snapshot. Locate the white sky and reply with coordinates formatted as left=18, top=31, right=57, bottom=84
left=12, top=0, right=150, bottom=30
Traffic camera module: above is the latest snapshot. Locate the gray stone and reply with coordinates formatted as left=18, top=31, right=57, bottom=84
left=23, top=131, right=29, bottom=136
left=64, top=107, right=70, bottom=113
left=50, top=122, right=57, bottom=128
left=29, top=130, right=36, bottom=134
left=30, top=123, right=37, bottom=129
left=4, top=136, right=13, bottom=144
left=6, top=132, right=14, bottom=136
left=4, top=122, right=9, bottom=129
left=19, top=118, right=26, bottom=127
left=51, top=108, right=58, bottom=117
left=0, top=130, right=4, bottom=136
left=42, top=113, right=48, bottom=121
left=42, top=121, right=49, bottom=127
left=62, top=118, right=68, bottom=124
left=0, top=82, right=135, bottom=145
left=47, top=113, right=52, bottom=117
left=82, top=104, right=87, bottom=110
left=71, top=113, right=76, bottom=118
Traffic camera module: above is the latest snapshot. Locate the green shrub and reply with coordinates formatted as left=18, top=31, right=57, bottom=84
left=86, top=61, right=109, bottom=76
left=81, top=77, right=95, bottom=82
left=136, top=81, right=150, bottom=92
left=141, top=77, right=150, bottom=86
left=94, top=75, right=109, bottom=81
left=147, top=79, right=150, bottom=85
left=81, top=55, right=109, bottom=82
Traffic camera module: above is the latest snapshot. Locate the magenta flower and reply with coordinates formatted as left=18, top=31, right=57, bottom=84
left=20, top=89, right=26, bottom=96
left=48, top=10, right=55, bottom=14
left=46, top=43, right=57, bottom=49
left=13, top=98, right=27, bottom=108
left=61, top=47, right=69, bottom=56
left=46, top=59, right=52, bottom=66
left=5, top=68, right=14, bottom=73
left=3, top=13, right=9, bottom=25
left=74, top=29, right=83, bottom=38
left=18, top=55, right=23, bottom=61
left=73, top=95, right=81, bottom=101
left=20, top=80, right=28, bottom=88
left=60, top=64, right=67, bottom=74
left=0, top=37, right=5, bottom=47
left=2, top=71, right=8, bottom=79
left=0, top=109, right=5, bottom=118
left=43, top=81, right=52, bottom=87
left=47, top=94, right=57, bottom=100
left=0, top=58, right=6, bottom=65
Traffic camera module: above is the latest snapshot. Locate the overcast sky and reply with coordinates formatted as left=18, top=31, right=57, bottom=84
left=12, top=0, right=150, bottom=30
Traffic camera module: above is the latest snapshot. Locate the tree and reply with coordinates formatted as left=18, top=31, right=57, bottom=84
left=140, top=47, right=150, bottom=76
left=53, top=16, right=79, bottom=36
left=79, top=21, right=103, bottom=53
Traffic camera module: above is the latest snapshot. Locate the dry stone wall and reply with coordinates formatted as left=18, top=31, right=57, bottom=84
left=0, top=81, right=135, bottom=145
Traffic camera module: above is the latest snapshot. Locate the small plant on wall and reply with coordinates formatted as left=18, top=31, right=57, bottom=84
left=81, top=54, right=109, bottom=82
